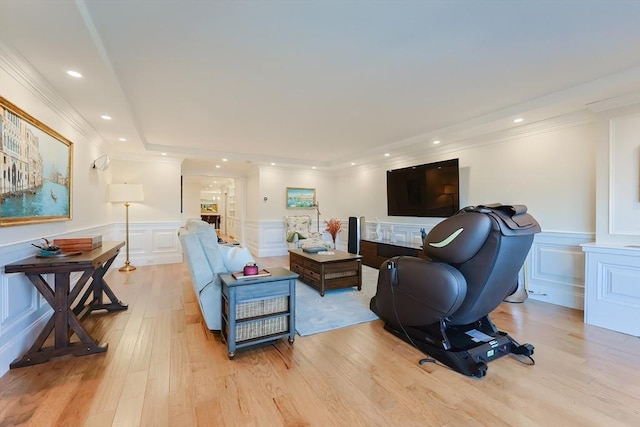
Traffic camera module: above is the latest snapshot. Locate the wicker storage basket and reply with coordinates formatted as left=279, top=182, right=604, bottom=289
left=235, top=296, right=288, bottom=320
left=235, top=316, right=288, bottom=342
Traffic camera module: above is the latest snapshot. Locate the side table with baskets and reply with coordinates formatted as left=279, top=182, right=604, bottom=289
left=219, top=267, right=298, bottom=359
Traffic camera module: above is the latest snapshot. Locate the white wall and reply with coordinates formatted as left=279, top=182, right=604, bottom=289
left=109, top=158, right=183, bottom=222
left=255, top=166, right=339, bottom=222
left=182, top=180, right=202, bottom=220
left=334, top=121, right=597, bottom=233
left=247, top=120, right=598, bottom=241
left=594, top=105, right=640, bottom=245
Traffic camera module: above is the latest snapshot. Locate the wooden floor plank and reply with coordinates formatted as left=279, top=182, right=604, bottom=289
left=0, top=257, right=638, bottom=427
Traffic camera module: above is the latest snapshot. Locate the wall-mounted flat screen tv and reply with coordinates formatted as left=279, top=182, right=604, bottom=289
left=387, top=158, right=459, bottom=217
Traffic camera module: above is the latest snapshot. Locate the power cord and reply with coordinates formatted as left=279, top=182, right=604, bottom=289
left=387, top=259, right=536, bottom=372
left=388, top=260, right=441, bottom=368
left=512, top=354, right=536, bottom=366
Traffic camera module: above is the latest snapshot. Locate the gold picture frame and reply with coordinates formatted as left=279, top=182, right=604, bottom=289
left=286, top=187, right=316, bottom=209
left=0, top=96, right=73, bottom=227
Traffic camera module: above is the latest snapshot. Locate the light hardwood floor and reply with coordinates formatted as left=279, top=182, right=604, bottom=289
left=0, top=255, right=638, bottom=427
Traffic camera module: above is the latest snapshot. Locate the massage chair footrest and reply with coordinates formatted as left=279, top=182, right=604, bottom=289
left=384, top=323, right=533, bottom=378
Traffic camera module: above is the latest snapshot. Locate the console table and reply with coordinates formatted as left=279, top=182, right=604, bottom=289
left=360, top=238, right=428, bottom=269
left=3, top=241, right=127, bottom=368
left=219, top=267, right=298, bottom=359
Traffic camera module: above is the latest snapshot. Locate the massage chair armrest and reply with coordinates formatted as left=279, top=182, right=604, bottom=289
left=372, top=256, right=468, bottom=326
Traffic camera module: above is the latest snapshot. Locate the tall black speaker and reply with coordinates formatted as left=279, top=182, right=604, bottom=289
left=348, top=216, right=364, bottom=254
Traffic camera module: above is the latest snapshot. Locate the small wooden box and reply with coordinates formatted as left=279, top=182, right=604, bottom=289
left=54, top=235, right=102, bottom=252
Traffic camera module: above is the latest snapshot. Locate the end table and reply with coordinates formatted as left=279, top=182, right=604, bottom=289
left=219, top=267, right=298, bottom=359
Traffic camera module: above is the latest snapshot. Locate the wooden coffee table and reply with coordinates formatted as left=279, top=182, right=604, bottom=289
left=289, top=249, right=362, bottom=296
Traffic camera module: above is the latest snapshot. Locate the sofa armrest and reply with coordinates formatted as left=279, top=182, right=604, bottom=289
left=179, top=232, right=215, bottom=294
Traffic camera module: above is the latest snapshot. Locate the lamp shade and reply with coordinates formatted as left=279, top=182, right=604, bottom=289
left=109, top=184, right=144, bottom=202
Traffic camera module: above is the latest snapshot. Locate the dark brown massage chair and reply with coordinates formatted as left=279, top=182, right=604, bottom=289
left=370, top=204, right=540, bottom=377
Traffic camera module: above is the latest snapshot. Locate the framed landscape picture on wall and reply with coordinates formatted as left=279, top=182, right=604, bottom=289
left=0, top=96, right=73, bottom=227
left=286, top=187, right=316, bottom=209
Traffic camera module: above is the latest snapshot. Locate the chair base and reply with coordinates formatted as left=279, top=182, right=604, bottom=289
left=383, top=321, right=534, bottom=378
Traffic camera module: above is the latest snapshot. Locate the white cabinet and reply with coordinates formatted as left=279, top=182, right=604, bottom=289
left=582, top=244, right=640, bottom=336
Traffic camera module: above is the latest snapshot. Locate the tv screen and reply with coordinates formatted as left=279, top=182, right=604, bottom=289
left=387, top=158, right=459, bottom=217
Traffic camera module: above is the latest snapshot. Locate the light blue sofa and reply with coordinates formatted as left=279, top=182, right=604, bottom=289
left=178, top=219, right=255, bottom=330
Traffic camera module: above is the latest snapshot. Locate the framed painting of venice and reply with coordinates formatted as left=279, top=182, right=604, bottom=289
left=0, top=97, right=73, bottom=227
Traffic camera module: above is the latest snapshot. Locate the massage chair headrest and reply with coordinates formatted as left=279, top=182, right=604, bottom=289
left=424, top=204, right=541, bottom=264
left=423, top=212, right=492, bottom=264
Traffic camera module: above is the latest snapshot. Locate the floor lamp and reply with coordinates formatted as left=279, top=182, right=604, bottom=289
left=109, top=183, right=144, bottom=272
left=313, top=201, right=321, bottom=233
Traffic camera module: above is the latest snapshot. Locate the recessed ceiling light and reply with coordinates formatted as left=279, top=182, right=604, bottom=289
left=222, top=158, right=228, bottom=162
left=270, top=162, right=276, bottom=166
left=312, top=166, right=317, bottom=170
left=350, top=162, right=356, bottom=166
left=384, top=153, right=390, bottom=157
left=513, top=118, right=524, bottom=123
left=215, top=165, right=221, bottom=168
left=433, top=140, right=441, bottom=145
left=161, top=152, right=167, bottom=156
left=101, top=115, right=112, bottom=120
left=118, top=137, right=127, bottom=142
left=66, top=70, right=83, bottom=78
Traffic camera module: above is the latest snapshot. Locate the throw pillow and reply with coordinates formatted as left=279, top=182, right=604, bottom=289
left=286, top=232, right=307, bottom=243
left=220, top=246, right=255, bottom=272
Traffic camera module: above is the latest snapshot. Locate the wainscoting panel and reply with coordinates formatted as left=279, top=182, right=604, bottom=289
left=4, top=274, right=36, bottom=325
left=0, top=242, right=58, bottom=378
left=153, top=229, right=177, bottom=250
left=583, top=244, right=640, bottom=336
left=527, top=232, right=593, bottom=309
left=252, top=220, right=287, bottom=257
left=111, top=221, right=183, bottom=267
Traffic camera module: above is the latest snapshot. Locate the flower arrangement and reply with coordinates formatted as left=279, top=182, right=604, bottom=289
left=324, top=218, right=342, bottom=247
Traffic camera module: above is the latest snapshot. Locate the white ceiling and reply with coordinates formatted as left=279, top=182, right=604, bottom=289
left=1, top=1, right=639, bottom=181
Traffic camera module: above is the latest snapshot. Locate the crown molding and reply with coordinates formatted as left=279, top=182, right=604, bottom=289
left=586, top=93, right=640, bottom=113
left=109, top=152, right=182, bottom=165
left=0, top=44, right=104, bottom=147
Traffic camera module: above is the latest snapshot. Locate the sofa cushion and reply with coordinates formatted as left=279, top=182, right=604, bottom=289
left=220, top=245, right=255, bottom=272
left=197, top=231, right=227, bottom=274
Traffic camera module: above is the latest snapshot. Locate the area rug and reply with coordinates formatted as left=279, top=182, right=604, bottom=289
left=295, top=265, right=380, bottom=336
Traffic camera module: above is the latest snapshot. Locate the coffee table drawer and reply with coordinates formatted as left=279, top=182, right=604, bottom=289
left=303, top=259, right=321, bottom=274
left=290, top=260, right=304, bottom=276
left=304, top=268, right=321, bottom=285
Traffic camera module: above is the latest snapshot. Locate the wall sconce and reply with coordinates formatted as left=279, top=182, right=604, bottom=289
left=109, top=183, right=144, bottom=272
left=92, top=154, right=111, bottom=171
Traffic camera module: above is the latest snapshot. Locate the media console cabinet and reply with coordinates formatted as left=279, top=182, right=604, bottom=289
left=360, top=238, right=428, bottom=269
